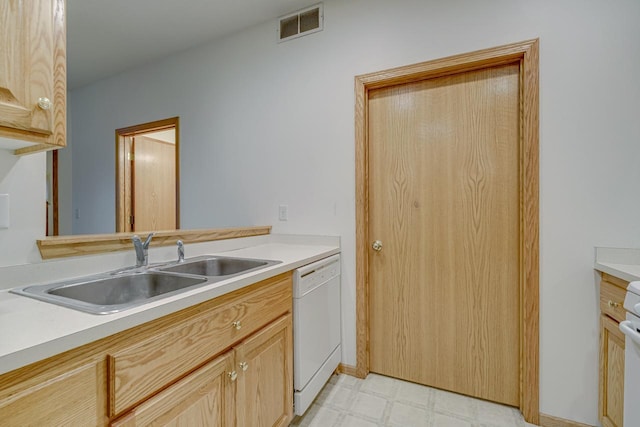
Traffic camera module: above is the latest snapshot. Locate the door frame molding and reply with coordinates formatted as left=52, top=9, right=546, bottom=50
left=115, top=117, right=180, bottom=232
left=354, top=39, right=539, bottom=424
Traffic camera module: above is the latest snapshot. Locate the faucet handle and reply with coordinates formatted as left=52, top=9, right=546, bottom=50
left=177, top=240, right=185, bottom=263
left=142, top=232, right=155, bottom=249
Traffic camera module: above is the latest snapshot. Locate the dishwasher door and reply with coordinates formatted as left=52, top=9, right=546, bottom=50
left=293, top=254, right=341, bottom=415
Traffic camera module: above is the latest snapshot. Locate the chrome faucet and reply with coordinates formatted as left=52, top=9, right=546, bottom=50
left=131, top=233, right=154, bottom=267
left=177, top=240, right=185, bottom=263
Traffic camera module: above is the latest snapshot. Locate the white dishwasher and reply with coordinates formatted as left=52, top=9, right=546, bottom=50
left=293, top=254, right=341, bottom=416
left=621, top=281, right=640, bottom=426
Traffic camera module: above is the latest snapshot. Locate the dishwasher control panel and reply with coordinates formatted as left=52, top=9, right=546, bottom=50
left=293, top=254, right=340, bottom=298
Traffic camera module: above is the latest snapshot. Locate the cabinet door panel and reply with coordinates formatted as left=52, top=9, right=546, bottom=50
left=600, top=315, right=624, bottom=427
left=111, top=352, right=235, bottom=427
left=109, top=273, right=292, bottom=417
left=236, top=314, right=293, bottom=427
left=0, top=0, right=66, bottom=150
left=0, top=361, right=106, bottom=427
left=0, top=0, right=52, bottom=134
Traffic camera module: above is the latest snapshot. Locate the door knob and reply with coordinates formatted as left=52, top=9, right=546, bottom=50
left=37, top=97, right=52, bottom=110
left=372, top=240, right=383, bottom=252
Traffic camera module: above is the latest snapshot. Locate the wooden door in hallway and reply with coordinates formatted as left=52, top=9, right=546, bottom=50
left=132, top=135, right=177, bottom=232
left=368, top=63, right=521, bottom=406
left=116, top=117, right=180, bottom=233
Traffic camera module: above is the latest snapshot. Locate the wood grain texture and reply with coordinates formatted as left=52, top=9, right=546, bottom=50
left=601, top=273, right=630, bottom=290
left=337, top=363, right=359, bottom=378
left=0, top=360, right=107, bottom=426
left=0, top=271, right=292, bottom=426
left=116, top=117, right=179, bottom=233
left=1, top=0, right=67, bottom=153
left=599, top=315, right=625, bottom=427
left=36, top=225, right=272, bottom=259
left=519, top=39, right=540, bottom=425
left=600, top=279, right=627, bottom=323
left=355, top=72, right=370, bottom=379
left=368, top=64, right=520, bottom=406
left=235, top=314, right=293, bottom=427
left=111, top=352, right=235, bottom=427
left=539, top=413, right=596, bottom=427
left=133, top=135, right=177, bottom=232
left=109, top=273, right=292, bottom=417
left=355, top=39, right=539, bottom=423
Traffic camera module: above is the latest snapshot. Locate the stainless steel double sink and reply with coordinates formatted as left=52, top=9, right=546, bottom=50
left=11, top=256, right=281, bottom=315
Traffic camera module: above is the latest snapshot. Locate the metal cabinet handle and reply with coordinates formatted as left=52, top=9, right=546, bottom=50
left=372, top=240, right=383, bottom=252
left=37, top=97, right=52, bottom=110
left=239, top=362, right=249, bottom=371
left=232, top=320, right=242, bottom=330
left=608, top=300, right=621, bottom=309
left=228, top=371, right=238, bottom=381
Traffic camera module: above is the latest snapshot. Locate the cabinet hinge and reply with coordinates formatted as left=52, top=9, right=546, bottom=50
left=127, top=152, right=134, bottom=161
left=129, top=215, right=134, bottom=225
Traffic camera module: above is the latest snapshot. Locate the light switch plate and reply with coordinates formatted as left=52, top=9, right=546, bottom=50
left=278, top=204, right=288, bottom=221
left=0, top=194, right=8, bottom=229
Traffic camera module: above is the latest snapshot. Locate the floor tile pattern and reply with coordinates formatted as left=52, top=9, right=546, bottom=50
left=290, top=373, right=538, bottom=427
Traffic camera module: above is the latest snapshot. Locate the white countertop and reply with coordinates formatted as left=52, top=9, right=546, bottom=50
left=0, top=236, right=340, bottom=376
left=594, top=247, right=640, bottom=283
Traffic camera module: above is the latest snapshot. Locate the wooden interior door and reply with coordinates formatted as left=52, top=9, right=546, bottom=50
left=116, top=117, right=179, bottom=233
left=368, top=63, right=521, bottom=406
left=132, top=135, right=176, bottom=232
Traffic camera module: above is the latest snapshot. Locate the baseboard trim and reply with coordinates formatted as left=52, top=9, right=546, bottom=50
left=337, top=363, right=361, bottom=378
left=539, top=413, right=594, bottom=427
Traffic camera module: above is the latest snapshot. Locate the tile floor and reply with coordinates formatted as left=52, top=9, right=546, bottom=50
left=290, top=373, right=538, bottom=427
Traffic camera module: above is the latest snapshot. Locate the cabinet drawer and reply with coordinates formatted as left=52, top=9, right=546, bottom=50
left=108, top=273, right=292, bottom=417
left=600, top=278, right=627, bottom=323
left=111, top=352, right=234, bottom=427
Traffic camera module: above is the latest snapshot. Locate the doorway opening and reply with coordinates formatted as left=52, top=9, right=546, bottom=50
left=116, top=117, right=180, bottom=233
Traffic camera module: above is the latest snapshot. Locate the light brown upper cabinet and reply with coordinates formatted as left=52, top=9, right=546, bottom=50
left=0, top=0, right=66, bottom=155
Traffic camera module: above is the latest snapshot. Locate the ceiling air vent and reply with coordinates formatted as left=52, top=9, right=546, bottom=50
left=278, top=3, right=323, bottom=42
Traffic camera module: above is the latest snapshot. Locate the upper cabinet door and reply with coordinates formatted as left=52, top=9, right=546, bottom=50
left=0, top=0, right=66, bottom=153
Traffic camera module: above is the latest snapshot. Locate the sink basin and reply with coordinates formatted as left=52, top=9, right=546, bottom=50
left=11, top=271, right=208, bottom=315
left=158, top=256, right=281, bottom=277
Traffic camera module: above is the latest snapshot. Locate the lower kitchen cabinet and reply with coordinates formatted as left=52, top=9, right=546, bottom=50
left=0, top=272, right=293, bottom=426
left=599, top=273, right=627, bottom=427
left=112, top=352, right=235, bottom=426
left=0, top=359, right=107, bottom=426
left=112, top=314, right=293, bottom=427
left=600, top=315, right=625, bottom=427
left=236, top=314, right=293, bottom=427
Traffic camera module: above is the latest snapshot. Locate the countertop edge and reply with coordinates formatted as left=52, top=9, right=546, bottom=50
left=594, top=262, right=640, bottom=283
left=0, top=243, right=340, bottom=376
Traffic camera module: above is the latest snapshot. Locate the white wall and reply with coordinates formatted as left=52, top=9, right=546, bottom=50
left=65, top=0, right=640, bottom=423
left=0, top=151, right=46, bottom=266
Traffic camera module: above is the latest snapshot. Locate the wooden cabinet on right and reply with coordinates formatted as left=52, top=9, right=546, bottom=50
left=599, top=273, right=628, bottom=427
left=0, top=0, right=66, bottom=154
